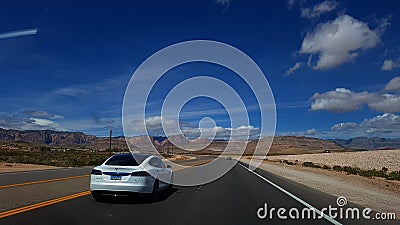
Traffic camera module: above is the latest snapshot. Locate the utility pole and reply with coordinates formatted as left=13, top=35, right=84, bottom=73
left=109, top=129, right=112, bottom=153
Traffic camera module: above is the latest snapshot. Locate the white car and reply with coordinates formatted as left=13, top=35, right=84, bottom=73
left=90, top=153, right=173, bottom=200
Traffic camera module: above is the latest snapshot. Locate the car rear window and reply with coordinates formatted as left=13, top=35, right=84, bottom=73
left=105, top=154, right=140, bottom=166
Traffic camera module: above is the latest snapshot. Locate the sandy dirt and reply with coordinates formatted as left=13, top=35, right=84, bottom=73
left=241, top=158, right=400, bottom=219
left=166, top=155, right=196, bottom=161
left=0, top=162, right=60, bottom=173
left=266, top=150, right=400, bottom=172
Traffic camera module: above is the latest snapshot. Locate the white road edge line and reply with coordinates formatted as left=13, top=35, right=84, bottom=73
left=237, top=162, right=342, bottom=225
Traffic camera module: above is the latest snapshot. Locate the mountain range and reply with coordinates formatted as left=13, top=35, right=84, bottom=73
left=0, top=128, right=399, bottom=151
left=334, top=137, right=400, bottom=150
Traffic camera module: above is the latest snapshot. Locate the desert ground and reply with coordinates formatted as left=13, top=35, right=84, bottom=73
left=0, top=162, right=60, bottom=173
left=266, top=149, right=400, bottom=171
left=242, top=150, right=400, bottom=219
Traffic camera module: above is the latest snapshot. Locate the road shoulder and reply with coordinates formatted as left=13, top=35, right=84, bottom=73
left=240, top=158, right=400, bottom=219
left=0, top=162, right=61, bottom=173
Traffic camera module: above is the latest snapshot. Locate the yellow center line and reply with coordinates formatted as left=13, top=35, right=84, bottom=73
left=0, top=160, right=212, bottom=219
left=0, top=174, right=90, bottom=189
left=0, top=191, right=91, bottom=219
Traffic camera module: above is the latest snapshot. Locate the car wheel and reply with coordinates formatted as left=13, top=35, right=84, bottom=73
left=91, top=192, right=103, bottom=202
left=152, top=179, right=160, bottom=200
left=153, top=179, right=160, bottom=192
left=167, top=174, right=173, bottom=190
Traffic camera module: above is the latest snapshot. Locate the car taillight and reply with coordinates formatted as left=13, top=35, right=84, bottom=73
left=91, top=169, right=102, bottom=175
left=131, top=171, right=150, bottom=176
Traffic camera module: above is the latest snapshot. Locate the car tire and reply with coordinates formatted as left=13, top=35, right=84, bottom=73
left=153, top=179, right=159, bottom=192
left=91, top=192, right=103, bottom=202
left=152, top=179, right=160, bottom=200
left=167, top=174, right=173, bottom=190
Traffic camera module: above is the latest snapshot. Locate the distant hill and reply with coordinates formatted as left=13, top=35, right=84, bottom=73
left=334, top=137, right=400, bottom=150
left=267, top=136, right=348, bottom=155
left=0, top=128, right=97, bottom=145
left=127, top=135, right=350, bottom=155
left=1, top=128, right=398, bottom=153
left=0, top=128, right=127, bottom=150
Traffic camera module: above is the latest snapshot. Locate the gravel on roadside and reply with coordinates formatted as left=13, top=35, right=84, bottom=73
left=240, top=158, right=400, bottom=220
left=266, top=150, right=400, bottom=172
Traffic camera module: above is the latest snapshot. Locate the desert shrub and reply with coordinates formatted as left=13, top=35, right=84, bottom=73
left=358, top=170, right=373, bottom=177
left=302, top=162, right=314, bottom=167
left=328, top=164, right=399, bottom=181
left=0, top=149, right=111, bottom=167
left=302, top=162, right=322, bottom=168
left=370, top=169, right=387, bottom=178
left=322, top=165, right=331, bottom=170
left=40, top=146, right=51, bottom=152
left=342, top=166, right=361, bottom=175
left=333, top=166, right=392, bottom=179
left=357, top=169, right=388, bottom=178
left=333, top=165, right=343, bottom=171
left=283, top=160, right=295, bottom=165
left=388, top=171, right=400, bottom=180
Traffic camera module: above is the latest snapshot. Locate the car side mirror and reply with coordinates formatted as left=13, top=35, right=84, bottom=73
left=167, top=165, right=172, bottom=169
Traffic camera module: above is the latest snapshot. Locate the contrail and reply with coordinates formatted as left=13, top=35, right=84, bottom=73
left=0, top=28, right=38, bottom=40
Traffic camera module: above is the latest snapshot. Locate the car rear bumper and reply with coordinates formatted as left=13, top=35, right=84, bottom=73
left=90, top=181, right=154, bottom=194
left=90, top=190, right=152, bottom=197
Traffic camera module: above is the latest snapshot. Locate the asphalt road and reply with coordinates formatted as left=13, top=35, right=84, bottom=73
left=0, top=167, right=92, bottom=186
left=0, top=159, right=397, bottom=225
left=170, top=155, right=216, bottom=166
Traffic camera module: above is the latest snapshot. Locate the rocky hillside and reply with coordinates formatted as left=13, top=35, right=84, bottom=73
left=2, top=128, right=398, bottom=153
left=242, top=136, right=348, bottom=155
left=334, top=137, right=400, bottom=150
left=127, top=135, right=349, bottom=155
left=0, top=128, right=97, bottom=145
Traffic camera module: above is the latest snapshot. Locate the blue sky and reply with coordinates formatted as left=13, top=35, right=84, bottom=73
left=0, top=0, right=400, bottom=139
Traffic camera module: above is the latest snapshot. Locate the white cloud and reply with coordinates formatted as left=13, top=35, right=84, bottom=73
left=385, top=77, right=400, bottom=91
left=54, top=87, right=88, bottom=97
left=301, top=0, right=338, bottom=19
left=183, top=125, right=260, bottom=140
left=306, top=128, right=318, bottom=135
left=331, top=113, right=400, bottom=135
left=128, top=116, right=180, bottom=136
left=53, top=77, right=128, bottom=98
left=381, top=59, right=400, bottom=71
left=311, top=88, right=375, bottom=112
left=30, top=118, right=59, bottom=128
left=22, top=110, right=64, bottom=119
left=287, top=0, right=297, bottom=9
left=311, top=89, right=400, bottom=113
left=311, top=77, right=400, bottom=113
left=361, top=113, right=400, bottom=134
left=331, top=122, right=358, bottom=131
left=300, top=15, right=381, bottom=70
left=56, top=117, right=121, bottom=135
left=0, top=113, right=60, bottom=131
left=0, top=28, right=37, bottom=40
left=375, top=16, right=391, bottom=36
left=368, top=94, right=400, bottom=113
left=216, top=0, right=231, bottom=5
left=127, top=116, right=260, bottom=140
left=216, top=0, right=231, bottom=12
left=284, top=62, right=302, bottom=76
